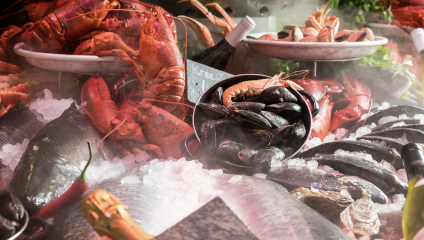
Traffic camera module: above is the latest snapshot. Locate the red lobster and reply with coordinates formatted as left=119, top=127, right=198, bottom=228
left=329, top=76, right=371, bottom=131
left=81, top=5, right=193, bottom=159
left=384, top=0, right=424, bottom=28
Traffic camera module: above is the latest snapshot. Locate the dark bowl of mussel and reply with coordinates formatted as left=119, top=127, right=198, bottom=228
left=1, top=190, right=29, bottom=240
left=181, top=74, right=318, bottom=175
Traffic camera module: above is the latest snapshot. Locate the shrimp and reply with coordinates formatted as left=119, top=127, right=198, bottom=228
left=222, top=72, right=304, bottom=107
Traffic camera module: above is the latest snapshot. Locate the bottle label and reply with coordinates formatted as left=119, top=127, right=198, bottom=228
left=413, top=226, right=424, bottom=240
left=415, top=178, right=424, bottom=188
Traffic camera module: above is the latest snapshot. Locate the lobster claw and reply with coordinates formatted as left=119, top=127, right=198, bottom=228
left=329, top=76, right=371, bottom=131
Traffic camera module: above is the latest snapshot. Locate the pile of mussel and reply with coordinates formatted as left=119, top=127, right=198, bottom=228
left=0, top=190, right=25, bottom=240
left=195, top=84, right=310, bottom=175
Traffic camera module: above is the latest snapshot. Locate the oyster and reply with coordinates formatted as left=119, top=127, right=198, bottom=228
left=340, top=194, right=381, bottom=236
left=291, top=187, right=353, bottom=219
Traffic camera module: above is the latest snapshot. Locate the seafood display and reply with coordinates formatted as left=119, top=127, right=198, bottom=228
left=0, top=0, right=422, bottom=239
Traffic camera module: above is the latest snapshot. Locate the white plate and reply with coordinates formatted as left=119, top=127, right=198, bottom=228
left=244, top=35, right=388, bottom=61
left=14, top=42, right=133, bottom=74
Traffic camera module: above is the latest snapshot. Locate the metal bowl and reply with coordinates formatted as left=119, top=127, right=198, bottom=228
left=7, top=210, right=29, bottom=240
left=181, top=74, right=315, bottom=171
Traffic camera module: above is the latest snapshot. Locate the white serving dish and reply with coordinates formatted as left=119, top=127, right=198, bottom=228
left=244, top=34, right=388, bottom=61
left=14, top=42, right=133, bottom=75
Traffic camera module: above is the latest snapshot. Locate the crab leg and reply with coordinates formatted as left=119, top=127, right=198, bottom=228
left=0, top=61, right=22, bottom=73
left=204, top=3, right=237, bottom=29
left=179, top=16, right=215, bottom=48
left=178, top=0, right=233, bottom=36
left=0, top=91, right=28, bottom=107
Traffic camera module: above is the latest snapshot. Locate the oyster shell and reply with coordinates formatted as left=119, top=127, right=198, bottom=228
left=340, top=194, right=381, bottom=236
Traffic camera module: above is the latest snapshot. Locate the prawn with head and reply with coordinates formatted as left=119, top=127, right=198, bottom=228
left=222, top=71, right=305, bottom=107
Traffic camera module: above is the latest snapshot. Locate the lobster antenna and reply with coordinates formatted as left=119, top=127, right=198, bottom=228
left=99, top=109, right=134, bottom=160
left=126, top=0, right=156, bottom=9
left=144, top=98, right=194, bottom=110
left=283, top=69, right=309, bottom=79
left=173, top=16, right=188, bottom=64
left=3, top=0, right=23, bottom=12
left=63, top=9, right=147, bottom=22
left=0, top=10, right=23, bottom=21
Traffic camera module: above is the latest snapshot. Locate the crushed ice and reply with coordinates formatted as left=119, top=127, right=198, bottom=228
left=29, top=89, right=76, bottom=124
left=0, top=139, right=30, bottom=189
left=375, top=194, right=406, bottom=214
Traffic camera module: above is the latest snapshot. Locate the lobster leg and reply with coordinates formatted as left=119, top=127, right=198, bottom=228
left=179, top=16, right=214, bottom=48
left=178, top=0, right=233, bottom=36
left=74, top=32, right=139, bottom=57
left=204, top=3, right=237, bottom=29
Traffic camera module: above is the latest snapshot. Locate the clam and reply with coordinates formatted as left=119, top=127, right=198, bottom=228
left=334, top=29, right=354, bottom=42
left=340, top=194, right=381, bottom=236
left=347, top=31, right=368, bottom=42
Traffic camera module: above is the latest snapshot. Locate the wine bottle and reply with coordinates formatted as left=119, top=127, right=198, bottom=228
left=411, top=28, right=424, bottom=94
left=401, top=143, right=424, bottom=240
left=190, top=16, right=256, bottom=70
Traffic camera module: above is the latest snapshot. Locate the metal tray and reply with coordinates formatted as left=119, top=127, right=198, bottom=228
left=244, top=35, right=388, bottom=61
left=14, top=42, right=133, bottom=75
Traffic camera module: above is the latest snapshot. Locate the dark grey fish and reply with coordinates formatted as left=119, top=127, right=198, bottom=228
left=0, top=102, right=43, bottom=148
left=392, top=124, right=424, bottom=132
left=49, top=173, right=349, bottom=240
left=338, top=176, right=389, bottom=204
left=295, top=140, right=402, bottom=169
left=344, top=67, right=411, bottom=100
left=371, top=119, right=421, bottom=132
left=306, top=154, right=408, bottom=196
left=363, top=128, right=424, bottom=143
left=357, top=136, right=408, bottom=153
left=343, top=105, right=424, bottom=138
left=266, top=164, right=364, bottom=200
left=8, top=104, right=119, bottom=215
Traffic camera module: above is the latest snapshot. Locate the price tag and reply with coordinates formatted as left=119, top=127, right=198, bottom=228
left=186, top=59, right=233, bottom=104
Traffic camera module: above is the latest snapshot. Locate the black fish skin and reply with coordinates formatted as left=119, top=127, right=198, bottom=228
left=0, top=103, right=43, bottom=148
left=363, top=128, right=424, bottom=143
left=357, top=136, right=408, bottom=153
left=371, top=119, right=421, bottom=132
left=344, top=67, right=411, bottom=100
left=267, top=165, right=364, bottom=200
left=8, top=105, right=119, bottom=215
left=344, top=105, right=424, bottom=138
left=392, top=124, right=424, bottom=132
left=295, top=140, right=402, bottom=169
left=306, top=154, right=408, bottom=196
left=338, top=176, right=389, bottom=204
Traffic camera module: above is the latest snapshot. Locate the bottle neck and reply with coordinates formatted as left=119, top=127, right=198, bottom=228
left=402, top=143, right=424, bottom=180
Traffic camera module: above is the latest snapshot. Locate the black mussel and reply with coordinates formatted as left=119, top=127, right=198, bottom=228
left=253, top=146, right=286, bottom=174
left=261, top=111, right=290, bottom=129
left=0, top=215, right=18, bottom=240
left=232, top=128, right=274, bottom=149
left=260, top=86, right=297, bottom=104
left=244, top=96, right=262, bottom=102
left=198, top=103, right=229, bottom=119
left=293, top=119, right=306, bottom=139
left=271, top=124, right=295, bottom=147
left=199, top=119, right=237, bottom=148
left=238, top=149, right=258, bottom=166
left=217, top=141, right=247, bottom=166
left=209, top=87, right=223, bottom=104
left=0, top=190, right=24, bottom=222
left=232, top=110, right=272, bottom=129
left=227, top=102, right=266, bottom=113
left=266, top=102, right=302, bottom=122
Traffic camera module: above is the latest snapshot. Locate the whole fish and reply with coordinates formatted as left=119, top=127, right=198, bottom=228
left=344, top=67, right=411, bottom=100
left=0, top=102, right=43, bottom=148
left=295, top=140, right=402, bottom=169
left=363, top=128, right=424, bottom=143
left=343, top=105, right=424, bottom=138
left=306, top=154, right=408, bottom=196
left=391, top=124, right=424, bottom=132
left=371, top=119, right=420, bottom=132
left=49, top=172, right=349, bottom=240
left=8, top=104, right=119, bottom=215
left=357, top=136, right=408, bottom=153
left=267, top=163, right=363, bottom=199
